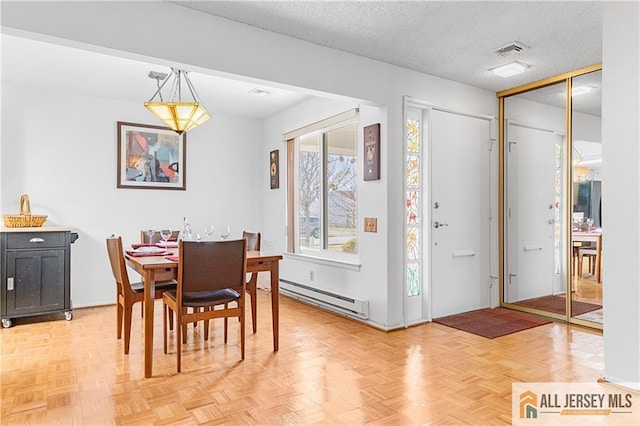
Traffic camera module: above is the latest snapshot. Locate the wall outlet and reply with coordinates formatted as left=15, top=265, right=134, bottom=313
left=309, top=270, right=315, bottom=281
left=364, top=217, right=378, bottom=233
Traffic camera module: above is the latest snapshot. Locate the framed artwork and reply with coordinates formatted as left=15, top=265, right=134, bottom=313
left=117, top=121, right=186, bottom=190
left=364, top=123, right=380, bottom=181
left=270, top=149, right=280, bottom=189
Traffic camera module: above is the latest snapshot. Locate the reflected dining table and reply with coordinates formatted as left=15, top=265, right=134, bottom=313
left=125, top=247, right=283, bottom=378
left=572, top=230, right=602, bottom=283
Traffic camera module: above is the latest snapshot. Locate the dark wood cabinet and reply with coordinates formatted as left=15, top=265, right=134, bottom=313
left=1, top=229, right=74, bottom=327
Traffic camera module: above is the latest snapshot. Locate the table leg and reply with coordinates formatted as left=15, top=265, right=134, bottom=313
left=144, top=270, right=156, bottom=378
left=270, top=261, right=279, bottom=352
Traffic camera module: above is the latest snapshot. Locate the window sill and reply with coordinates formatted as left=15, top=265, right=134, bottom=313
left=284, top=252, right=361, bottom=271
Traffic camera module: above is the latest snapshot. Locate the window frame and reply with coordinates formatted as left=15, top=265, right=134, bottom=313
left=285, top=112, right=359, bottom=263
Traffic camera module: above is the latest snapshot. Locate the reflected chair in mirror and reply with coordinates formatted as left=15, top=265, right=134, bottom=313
left=578, top=246, right=600, bottom=279
left=242, top=231, right=261, bottom=334
left=105, top=236, right=177, bottom=354
left=140, top=230, right=179, bottom=244
left=162, top=239, right=247, bottom=373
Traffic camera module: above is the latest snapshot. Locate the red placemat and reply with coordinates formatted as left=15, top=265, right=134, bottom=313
left=164, top=256, right=179, bottom=262
left=125, top=250, right=170, bottom=257
left=130, top=243, right=155, bottom=249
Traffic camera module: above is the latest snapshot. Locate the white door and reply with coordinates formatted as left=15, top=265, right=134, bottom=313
left=430, top=109, right=491, bottom=318
left=505, top=122, right=557, bottom=303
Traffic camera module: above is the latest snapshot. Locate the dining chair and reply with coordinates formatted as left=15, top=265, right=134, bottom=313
left=162, top=239, right=247, bottom=373
left=105, top=236, right=177, bottom=354
left=140, top=229, right=179, bottom=244
left=578, top=247, right=599, bottom=278
left=242, top=231, right=261, bottom=334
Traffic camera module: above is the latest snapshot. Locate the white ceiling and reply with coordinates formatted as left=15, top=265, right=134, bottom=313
left=172, top=0, right=603, bottom=93
left=2, top=1, right=603, bottom=119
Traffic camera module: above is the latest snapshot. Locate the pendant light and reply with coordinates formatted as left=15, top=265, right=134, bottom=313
left=145, top=68, right=210, bottom=134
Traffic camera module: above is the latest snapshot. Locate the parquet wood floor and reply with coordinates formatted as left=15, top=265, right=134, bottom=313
left=1, top=290, right=604, bottom=425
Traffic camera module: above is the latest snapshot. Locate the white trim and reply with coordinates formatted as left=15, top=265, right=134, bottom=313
left=284, top=252, right=361, bottom=271
left=283, top=108, right=359, bottom=141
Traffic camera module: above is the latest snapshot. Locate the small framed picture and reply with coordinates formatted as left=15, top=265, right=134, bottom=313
left=117, top=121, right=186, bottom=190
left=364, top=123, right=380, bottom=181
left=270, top=149, right=280, bottom=189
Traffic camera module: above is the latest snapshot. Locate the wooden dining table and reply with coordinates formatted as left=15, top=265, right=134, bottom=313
left=572, top=230, right=602, bottom=283
left=125, top=247, right=283, bottom=378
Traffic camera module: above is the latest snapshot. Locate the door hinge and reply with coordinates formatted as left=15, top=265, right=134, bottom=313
left=7, top=277, right=14, bottom=291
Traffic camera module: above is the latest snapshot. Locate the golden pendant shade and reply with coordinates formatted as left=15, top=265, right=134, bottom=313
left=145, top=69, right=211, bottom=134
left=144, top=101, right=210, bottom=134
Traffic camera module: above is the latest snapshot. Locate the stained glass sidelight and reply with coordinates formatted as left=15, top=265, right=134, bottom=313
left=405, top=115, right=421, bottom=297
left=407, top=191, right=419, bottom=224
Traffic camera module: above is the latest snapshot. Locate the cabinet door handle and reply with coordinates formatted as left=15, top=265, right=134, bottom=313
left=29, top=237, right=45, bottom=243
left=7, top=277, right=14, bottom=291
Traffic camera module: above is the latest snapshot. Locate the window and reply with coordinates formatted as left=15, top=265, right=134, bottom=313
left=286, top=112, right=358, bottom=259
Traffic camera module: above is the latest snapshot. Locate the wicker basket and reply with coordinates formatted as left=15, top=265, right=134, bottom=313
left=3, top=214, right=48, bottom=228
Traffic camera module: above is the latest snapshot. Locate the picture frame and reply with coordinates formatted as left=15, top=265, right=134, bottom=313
left=364, top=123, right=380, bottom=181
left=117, top=121, right=186, bottom=190
left=270, top=149, right=280, bottom=189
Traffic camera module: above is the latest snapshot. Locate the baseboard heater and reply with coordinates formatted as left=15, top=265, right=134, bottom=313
left=280, top=279, right=369, bottom=319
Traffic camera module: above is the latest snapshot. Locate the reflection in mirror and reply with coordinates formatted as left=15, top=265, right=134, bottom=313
left=571, top=70, right=603, bottom=323
left=504, top=81, right=567, bottom=316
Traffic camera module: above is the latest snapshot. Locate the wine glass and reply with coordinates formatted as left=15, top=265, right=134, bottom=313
left=160, top=228, right=172, bottom=247
left=218, top=226, right=231, bottom=240
left=204, top=225, right=215, bottom=240
left=146, top=225, right=156, bottom=244
left=586, top=218, right=594, bottom=232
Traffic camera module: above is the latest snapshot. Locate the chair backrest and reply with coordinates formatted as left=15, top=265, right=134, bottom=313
left=178, top=239, right=247, bottom=295
left=140, top=230, right=180, bottom=244
left=106, top=236, right=132, bottom=296
left=242, top=231, right=261, bottom=251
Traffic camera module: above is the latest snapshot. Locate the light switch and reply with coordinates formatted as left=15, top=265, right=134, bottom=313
left=364, top=217, right=377, bottom=233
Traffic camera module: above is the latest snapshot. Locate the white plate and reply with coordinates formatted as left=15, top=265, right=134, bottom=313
left=134, top=246, right=163, bottom=253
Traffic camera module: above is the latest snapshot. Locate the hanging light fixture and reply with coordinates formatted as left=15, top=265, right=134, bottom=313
left=145, top=68, right=210, bottom=134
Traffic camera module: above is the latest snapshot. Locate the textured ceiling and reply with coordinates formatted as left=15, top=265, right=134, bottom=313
left=2, top=1, right=603, bottom=119
left=171, top=1, right=603, bottom=93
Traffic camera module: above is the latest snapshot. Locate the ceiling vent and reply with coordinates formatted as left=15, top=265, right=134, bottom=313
left=494, top=41, right=529, bottom=57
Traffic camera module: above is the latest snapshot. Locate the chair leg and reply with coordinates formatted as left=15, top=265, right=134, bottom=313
left=224, top=303, right=229, bottom=344
left=168, top=307, right=174, bottom=331
left=182, top=321, right=188, bottom=345
left=163, top=302, right=168, bottom=354
left=176, top=310, right=182, bottom=373
left=117, top=301, right=123, bottom=340
left=123, top=306, right=133, bottom=355
left=204, top=308, right=210, bottom=341
left=248, top=274, right=258, bottom=334
left=240, top=301, right=245, bottom=361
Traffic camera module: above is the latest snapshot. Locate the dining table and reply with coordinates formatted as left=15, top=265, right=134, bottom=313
left=125, top=245, right=283, bottom=378
left=572, top=229, right=602, bottom=283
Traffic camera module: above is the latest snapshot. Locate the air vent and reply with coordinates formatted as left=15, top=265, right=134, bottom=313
left=494, top=41, right=529, bottom=57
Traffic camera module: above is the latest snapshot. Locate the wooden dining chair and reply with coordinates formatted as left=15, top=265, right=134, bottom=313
left=162, top=239, right=247, bottom=373
left=242, top=231, right=261, bottom=334
left=105, top=236, right=177, bottom=354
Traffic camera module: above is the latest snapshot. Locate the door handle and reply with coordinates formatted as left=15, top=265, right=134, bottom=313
left=29, top=237, right=45, bottom=243
left=7, top=277, right=14, bottom=291
left=509, top=273, right=517, bottom=284
left=433, top=221, right=449, bottom=229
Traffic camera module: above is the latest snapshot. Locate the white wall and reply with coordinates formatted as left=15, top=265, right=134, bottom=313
left=1, top=1, right=497, bottom=328
left=602, top=1, right=640, bottom=390
left=1, top=84, right=264, bottom=307
left=262, top=97, right=390, bottom=326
